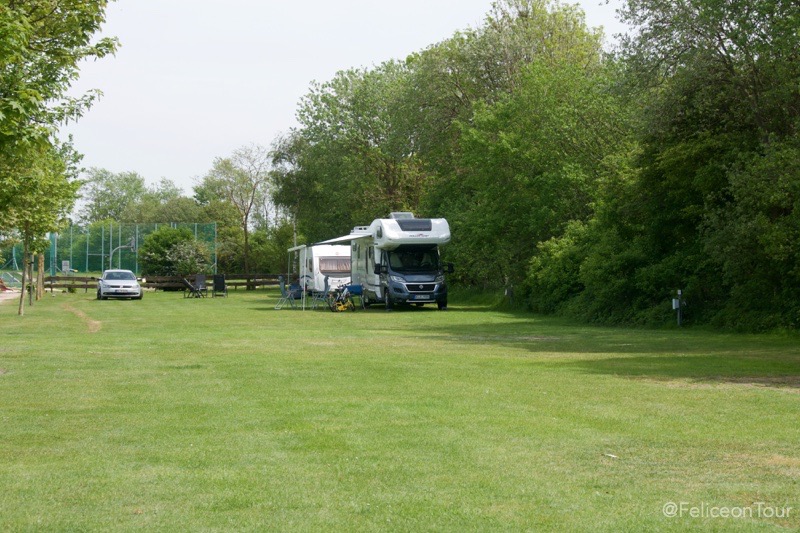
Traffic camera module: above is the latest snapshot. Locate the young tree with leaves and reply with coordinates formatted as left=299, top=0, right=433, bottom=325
left=4, top=144, right=81, bottom=315
left=0, top=1, right=116, bottom=216
left=0, top=1, right=116, bottom=314
left=201, top=144, right=272, bottom=277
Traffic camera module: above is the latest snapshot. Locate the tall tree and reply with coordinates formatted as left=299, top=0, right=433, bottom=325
left=0, top=1, right=116, bottom=314
left=78, top=168, right=147, bottom=223
left=275, top=61, right=425, bottom=242
left=202, top=144, right=272, bottom=276
left=414, top=0, right=612, bottom=287
left=529, top=0, right=800, bottom=328
left=611, top=0, right=800, bottom=327
left=0, top=0, right=117, bottom=225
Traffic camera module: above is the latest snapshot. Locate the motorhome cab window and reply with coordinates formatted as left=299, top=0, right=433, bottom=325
left=319, top=257, right=351, bottom=275
left=388, top=248, right=440, bottom=272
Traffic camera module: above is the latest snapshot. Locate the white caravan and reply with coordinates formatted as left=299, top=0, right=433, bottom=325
left=291, top=244, right=351, bottom=293
left=319, top=212, right=453, bottom=310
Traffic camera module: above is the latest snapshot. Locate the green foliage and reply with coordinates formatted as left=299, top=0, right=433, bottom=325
left=201, top=145, right=273, bottom=273
left=78, top=168, right=148, bottom=223
left=78, top=170, right=208, bottom=225
left=273, top=62, right=426, bottom=243
left=525, top=220, right=588, bottom=314
left=446, top=57, right=629, bottom=287
left=165, top=239, right=210, bottom=277
left=0, top=1, right=116, bottom=230
left=248, top=220, right=297, bottom=274
left=138, top=226, right=206, bottom=276
left=0, top=1, right=116, bottom=148
left=520, top=0, right=800, bottom=330
left=702, top=138, right=800, bottom=330
left=274, top=0, right=622, bottom=289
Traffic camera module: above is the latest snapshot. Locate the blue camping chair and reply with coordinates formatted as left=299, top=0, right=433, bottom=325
left=275, top=275, right=297, bottom=310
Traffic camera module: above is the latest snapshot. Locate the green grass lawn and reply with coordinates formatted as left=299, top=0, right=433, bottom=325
left=1, top=289, right=798, bottom=531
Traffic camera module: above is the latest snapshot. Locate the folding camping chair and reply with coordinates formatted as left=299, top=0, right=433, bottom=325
left=274, top=275, right=297, bottom=309
left=212, top=274, right=227, bottom=297
left=182, top=275, right=206, bottom=298
left=194, top=274, right=208, bottom=297
left=311, top=276, right=330, bottom=310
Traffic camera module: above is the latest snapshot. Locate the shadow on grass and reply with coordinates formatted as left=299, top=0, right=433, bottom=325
left=416, top=315, right=800, bottom=390
left=251, top=304, right=451, bottom=313
left=561, top=354, right=800, bottom=390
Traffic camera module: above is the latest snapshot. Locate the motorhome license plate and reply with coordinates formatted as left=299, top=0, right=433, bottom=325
left=412, top=295, right=431, bottom=300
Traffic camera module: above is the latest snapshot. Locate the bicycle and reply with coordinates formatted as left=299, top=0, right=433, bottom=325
left=328, top=286, right=355, bottom=312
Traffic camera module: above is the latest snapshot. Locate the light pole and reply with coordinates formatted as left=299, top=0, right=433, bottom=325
left=109, top=237, right=136, bottom=270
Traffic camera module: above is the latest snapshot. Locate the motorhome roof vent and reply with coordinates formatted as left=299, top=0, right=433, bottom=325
left=389, top=212, right=415, bottom=220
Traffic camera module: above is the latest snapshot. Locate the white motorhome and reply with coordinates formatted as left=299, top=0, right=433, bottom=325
left=302, top=244, right=351, bottom=292
left=320, top=212, right=453, bottom=310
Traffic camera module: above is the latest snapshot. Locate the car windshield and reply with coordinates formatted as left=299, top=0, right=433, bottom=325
left=105, top=271, right=136, bottom=281
left=388, top=249, right=440, bottom=273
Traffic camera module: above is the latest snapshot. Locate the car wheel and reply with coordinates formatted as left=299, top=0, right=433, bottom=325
left=96, top=289, right=101, bottom=300
left=438, top=299, right=448, bottom=310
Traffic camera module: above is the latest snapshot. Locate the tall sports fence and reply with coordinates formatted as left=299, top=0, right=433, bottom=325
left=1, top=222, right=217, bottom=276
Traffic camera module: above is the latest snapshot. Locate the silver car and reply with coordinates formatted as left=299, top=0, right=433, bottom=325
left=97, top=269, right=143, bottom=300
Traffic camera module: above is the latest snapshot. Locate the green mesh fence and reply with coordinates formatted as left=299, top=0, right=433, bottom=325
left=1, top=222, right=217, bottom=276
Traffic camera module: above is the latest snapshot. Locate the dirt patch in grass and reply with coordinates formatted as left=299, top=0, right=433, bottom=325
left=458, top=334, right=561, bottom=343
left=726, top=453, right=800, bottom=483
left=724, top=375, right=800, bottom=389
left=641, top=376, right=800, bottom=393
left=764, top=454, right=800, bottom=468
left=61, top=303, right=101, bottom=333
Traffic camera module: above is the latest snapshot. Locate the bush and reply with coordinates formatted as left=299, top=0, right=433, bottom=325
left=138, top=227, right=210, bottom=276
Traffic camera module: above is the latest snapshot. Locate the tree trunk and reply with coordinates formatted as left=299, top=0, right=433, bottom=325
left=36, top=253, right=44, bottom=300
left=17, top=241, right=28, bottom=316
left=243, top=214, right=251, bottom=289
left=28, top=253, right=34, bottom=307
left=243, top=229, right=250, bottom=272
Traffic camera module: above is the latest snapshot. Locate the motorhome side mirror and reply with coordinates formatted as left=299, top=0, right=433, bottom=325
left=447, top=262, right=455, bottom=274
left=374, top=264, right=386, bottom=275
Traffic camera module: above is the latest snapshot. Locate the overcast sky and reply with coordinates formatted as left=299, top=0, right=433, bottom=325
left=63, top=0, right=626, bottom=194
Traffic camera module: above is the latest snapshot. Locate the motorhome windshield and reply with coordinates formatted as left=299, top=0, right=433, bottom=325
left=388, top=248, right=440, bottom=273
left=319, top=257, right=350, bottom=275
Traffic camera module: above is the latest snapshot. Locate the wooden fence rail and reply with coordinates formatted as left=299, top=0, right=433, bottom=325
left=43, top=273, right=284, bottom=293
